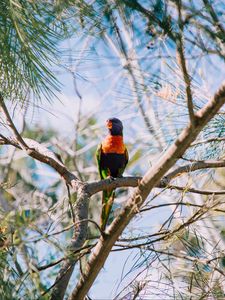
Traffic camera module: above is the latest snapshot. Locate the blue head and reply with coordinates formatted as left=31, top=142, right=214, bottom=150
left=106, top=118, right=123, bottom=136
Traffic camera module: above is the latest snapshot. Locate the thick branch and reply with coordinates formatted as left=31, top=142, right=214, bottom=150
left=69, top=84, right=225, bottom=300
left=87, top=176, right=141, bottom=194
left=0, top=135, right=81, bottom=188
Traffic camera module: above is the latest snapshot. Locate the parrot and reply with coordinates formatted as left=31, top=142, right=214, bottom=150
left=96, top=118, right=129, bottom=230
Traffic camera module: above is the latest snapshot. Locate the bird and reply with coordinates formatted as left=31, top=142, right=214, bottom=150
left=96, top=118, right=129, bottom=230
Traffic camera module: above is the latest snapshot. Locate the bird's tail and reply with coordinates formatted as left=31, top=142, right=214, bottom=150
left=100, top=189, right=115, bottom=230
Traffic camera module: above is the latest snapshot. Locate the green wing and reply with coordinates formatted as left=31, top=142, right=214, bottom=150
left=96, top=143, right=113, bottom=230
left=96, top=143, right=103, bottom=179
left=96, top=143, right=110, bottom=179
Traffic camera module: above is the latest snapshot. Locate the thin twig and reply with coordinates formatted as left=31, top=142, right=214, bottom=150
left=140, top=201, right=224, bottom=214
left=176, top=0, right=195, bottom=125
left=114, top=245, right=225, bottom=276
left=202, top=0, right=225, bottom=38
left=166, top=184, right=225, bottom=195
left=191, top=137, right=225, bottom=147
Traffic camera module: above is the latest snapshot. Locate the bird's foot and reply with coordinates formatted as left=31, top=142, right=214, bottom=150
left=108, top=176, right=116, bottom=181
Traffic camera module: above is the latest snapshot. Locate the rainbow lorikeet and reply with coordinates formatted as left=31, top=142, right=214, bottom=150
left=96, top=118, right=129, bottom=230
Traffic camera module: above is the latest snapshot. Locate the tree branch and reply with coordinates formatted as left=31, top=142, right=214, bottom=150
left=163, top=159, right=225, bottom=183
left=87, top=176, right=141, bottom=194
left=68, top=83, right=225, bottom=300
left=202, top=0, right=225, bottom=39
left=165, top=184, right=225, bottom=195
left=140, top=201, right=224, bottom=215
left=191, top=137, right=225, bottom=147
left=0, top=94, right=29, bottom=150
left=50, top=184, right=90, bottom=300
left=176, top=0, right=195, bottom=125
left=0, top=135, right=81, bottom=188
left=115, top=245, right=225, bottom=277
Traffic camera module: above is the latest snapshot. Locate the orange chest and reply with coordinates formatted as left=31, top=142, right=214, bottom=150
left=101, top=135, right=125, bottom=154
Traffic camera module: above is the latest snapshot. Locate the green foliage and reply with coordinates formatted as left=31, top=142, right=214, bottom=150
left=0, top=248, right=19, bottom=300
left=0, top=0, right=66, bottom=101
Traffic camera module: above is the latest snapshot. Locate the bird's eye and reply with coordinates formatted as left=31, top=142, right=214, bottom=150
left=106, top=120, right=113, bottom=129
